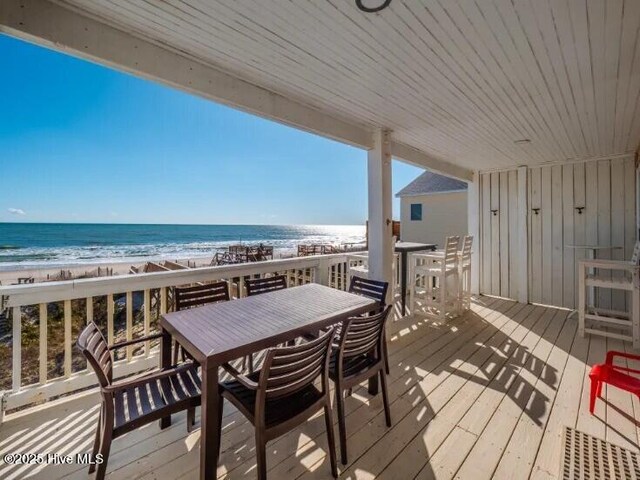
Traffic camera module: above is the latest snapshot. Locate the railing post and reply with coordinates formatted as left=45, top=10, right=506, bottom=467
left=39, top=303, right=47, bottom=384
left=12, top=306, right=21, bottom=391
left=315, top=258, right=330, bottom=286
left=64, top=299, right=72, bottom=378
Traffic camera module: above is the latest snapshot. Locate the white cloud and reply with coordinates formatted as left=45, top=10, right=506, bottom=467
left=7, top=208, right=26, bottom=216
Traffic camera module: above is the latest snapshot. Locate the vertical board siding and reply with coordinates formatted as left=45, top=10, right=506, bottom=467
left=624, top=157, right=636, bottom=310
left=490, top=173, right=501, bottom=295
left=508, top=170, right=519, bottom=300
left=610, top=158, right=626, bottom=309
left=499, top=171, right=510, bottom=298
left=573, top=162, right=587, bottom=308
left=562, top=163, right=575, bottom=308
left=541, top=166, right=553, bottom=305
left=596, top=160, right=612, bottom=308
left=530, top=167, right=543, bottom=303
left=481, top=173, right=492, bottom=294
left=481, top=156, right=636, bottom=310
left=551, top=165, right=563, bottom=307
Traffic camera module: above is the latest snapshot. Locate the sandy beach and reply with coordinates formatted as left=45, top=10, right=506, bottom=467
left=0, top=249, right=299, bottom=286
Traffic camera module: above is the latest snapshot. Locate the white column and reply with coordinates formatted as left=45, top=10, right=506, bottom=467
left=467, top=171, right=481, bottom=294
left=368, top=129, right=393, bottom=299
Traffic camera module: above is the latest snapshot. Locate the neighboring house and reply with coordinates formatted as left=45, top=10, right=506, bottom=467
left=396, top=171, right=468, bottom=247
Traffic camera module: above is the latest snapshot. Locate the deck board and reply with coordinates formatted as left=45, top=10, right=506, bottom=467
left=1, top=297, right=639, bottom=480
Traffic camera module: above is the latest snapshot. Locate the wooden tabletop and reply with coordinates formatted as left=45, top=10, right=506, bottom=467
left=160, top=283, right=377, bottom=367
left=395, top=242, right=437, bottom=252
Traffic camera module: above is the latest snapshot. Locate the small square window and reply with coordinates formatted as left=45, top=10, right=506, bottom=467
left=410, top=203, right=422, bottom=221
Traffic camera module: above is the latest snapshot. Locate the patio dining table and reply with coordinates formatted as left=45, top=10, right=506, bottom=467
left=159, top=282, right=377, bottom=480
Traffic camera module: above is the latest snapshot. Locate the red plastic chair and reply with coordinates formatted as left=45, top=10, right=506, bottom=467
left=589, top=350, right=640, bottom=414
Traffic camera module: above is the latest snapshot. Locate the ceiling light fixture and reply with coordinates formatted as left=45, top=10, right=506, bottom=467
left=356, top=0, right=392, bottom=13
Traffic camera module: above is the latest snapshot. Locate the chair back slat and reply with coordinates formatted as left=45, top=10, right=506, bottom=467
left=338, top=306, right=391, bottom=360
left=258, top=328, right=334, bottom=400
left=444, top=236, right=461, bottom=268
left=461, top=235, right=473, bottom=263
left=246, top=275, right=287, bottom=296
left=77, top=322, right=113, bottom=388
left=631, top=240, right=640, bottom=265
left=348, top=276, right=389, bottom=309
left=175, top=281, right=230, bottom=311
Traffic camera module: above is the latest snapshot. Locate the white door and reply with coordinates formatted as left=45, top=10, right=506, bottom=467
left=528, top=156, right=636, bottom=309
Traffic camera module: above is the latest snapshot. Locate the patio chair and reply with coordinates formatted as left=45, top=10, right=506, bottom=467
left=173, top=281, right=231, bottom=363
left=409, top=235, right=461, bottom=320
left=245, top=274, right=287, bottom=296
left=330, top=306, right=392, bottom=464
left=348, top=275, right=391, bottom=374
left=218, top=328, right=338, bottom=480
left=459, top=235, right=474, bottom=311
left=77, top=322, right=201, bottom=480
left=578, top=240, right=640, bottom=348
left=588, top=350, right=640, bottom=414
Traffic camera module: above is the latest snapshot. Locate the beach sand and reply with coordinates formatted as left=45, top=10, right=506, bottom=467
left=0, top=249, right=298, bottom=286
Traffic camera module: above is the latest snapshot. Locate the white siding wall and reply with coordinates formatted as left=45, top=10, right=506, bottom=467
left=480, top=155, right=637, bottom=310
left=400, top=191, right=468, bottom=247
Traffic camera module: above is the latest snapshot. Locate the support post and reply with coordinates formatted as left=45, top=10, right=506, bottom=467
left=467, top=171, right=480, bottom=295
left=368, top=130, right=393, bottom=302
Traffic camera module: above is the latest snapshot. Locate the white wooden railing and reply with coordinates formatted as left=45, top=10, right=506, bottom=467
left=0, top=253, right=353, bottom=416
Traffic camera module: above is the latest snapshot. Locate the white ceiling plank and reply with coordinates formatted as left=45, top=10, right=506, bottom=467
left=613, top=0, right=640, bottom=152
left=1, top=0, right=638, bottom=171
left=548, top=0, right=596, bottom=154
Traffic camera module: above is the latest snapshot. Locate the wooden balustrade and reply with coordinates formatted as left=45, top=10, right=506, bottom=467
left=0, top=253, right=354, bottom=415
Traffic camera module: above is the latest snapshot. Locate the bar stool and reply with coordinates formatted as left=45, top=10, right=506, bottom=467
left=409, top=236, right=460, bottom=321
left=459, top=236, right=474, bottom=312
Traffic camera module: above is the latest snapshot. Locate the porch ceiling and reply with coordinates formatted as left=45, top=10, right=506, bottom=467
left=4, top=0, right=640, bottom=172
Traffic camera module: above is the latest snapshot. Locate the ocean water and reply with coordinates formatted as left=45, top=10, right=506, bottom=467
left=0, top=223, right=366, bottom=270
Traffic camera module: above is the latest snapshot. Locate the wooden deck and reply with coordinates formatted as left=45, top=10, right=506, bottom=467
left=2, top=296, right=639, bottom=480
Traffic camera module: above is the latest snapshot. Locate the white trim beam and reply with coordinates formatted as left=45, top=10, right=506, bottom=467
left=391, top=141, right=474, bottom=182
left=0, top=0, right=372, bottom=148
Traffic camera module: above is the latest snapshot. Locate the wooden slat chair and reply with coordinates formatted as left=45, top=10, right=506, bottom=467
left=173, top=281, right=230, bottom=364
left=77, top=322, right=201, bottom=480
left=410, top=235, right=461, bottom=320
left=459, top=235, right=474, bottom=311
left=330, top=306, right=392, bottom=464
left=218, top=328, right=338, bottom=480
left=578, top=240, right=640, bottom=348
left=245, top=274, right=288, bottom=296
left=348, top=275, right=391, bottom=374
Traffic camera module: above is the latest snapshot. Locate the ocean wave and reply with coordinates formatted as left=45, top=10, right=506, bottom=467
left=0, top=245, right=22, bottom=250
left=0, top=225, right=366, bottom=269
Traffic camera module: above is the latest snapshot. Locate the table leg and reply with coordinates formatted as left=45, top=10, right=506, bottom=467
left=159, top=329, right=172, bottom=429
left=200, top=365, right=220, bottom=480
left=401, top=251, right=408, bottom=316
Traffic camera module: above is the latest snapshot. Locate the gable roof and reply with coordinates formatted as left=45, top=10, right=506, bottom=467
left=396, top=171, right=468, bottom=198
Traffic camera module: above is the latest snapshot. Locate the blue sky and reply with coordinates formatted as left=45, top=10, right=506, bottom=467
left=0, top=34, right=423, bottom=225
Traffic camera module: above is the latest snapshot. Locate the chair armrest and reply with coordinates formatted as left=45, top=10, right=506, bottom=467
left=221, top=363, right=259, bottom=390
left=103, top=363, right=195, bottom=394
left=606, top=350, right=640, bottom=365
left=108, top=332, right=164, bottom=351
left=579, top=259, right=637, bottom=271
